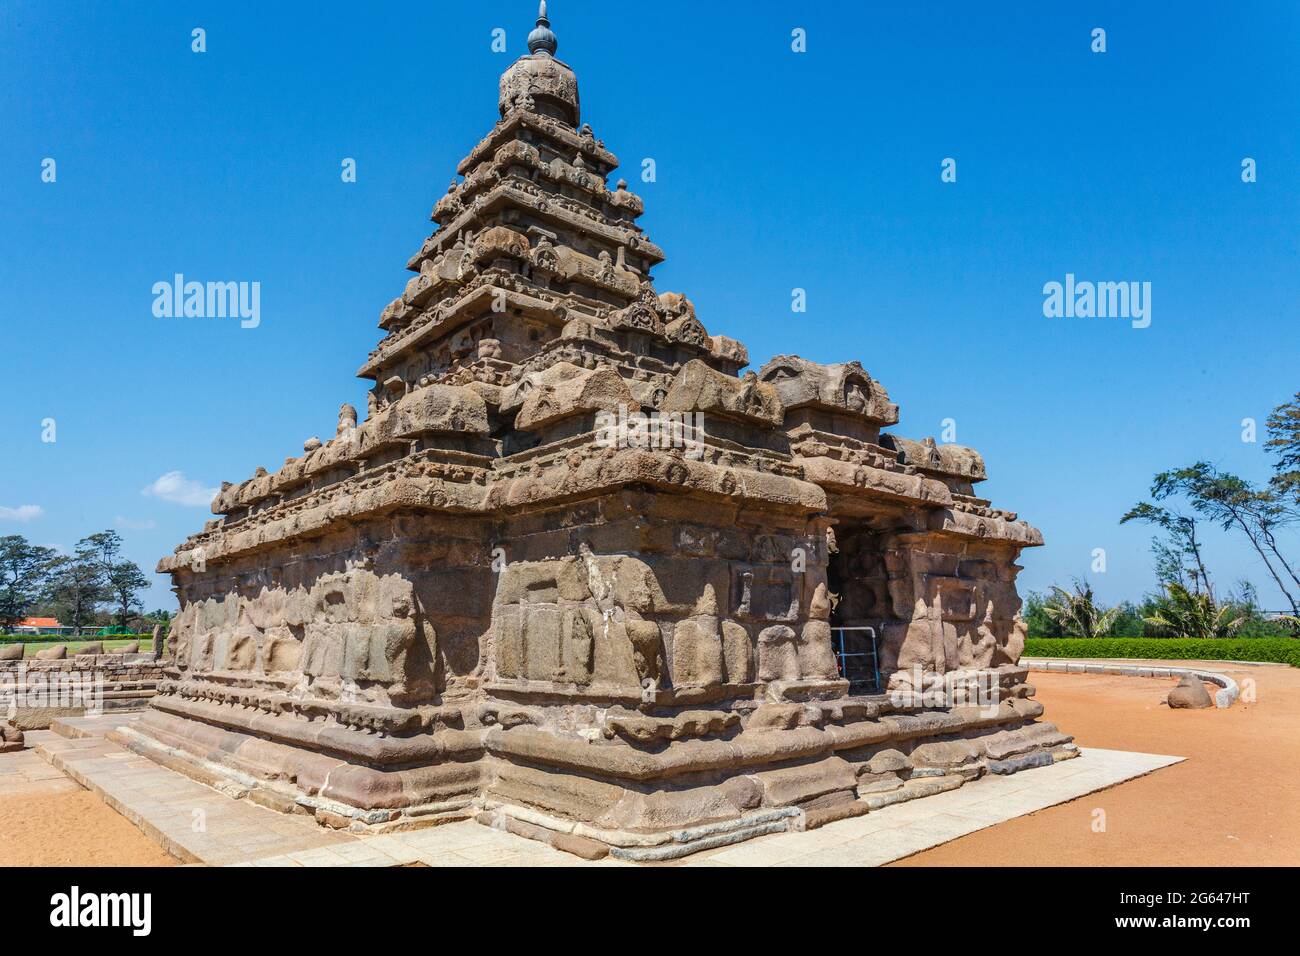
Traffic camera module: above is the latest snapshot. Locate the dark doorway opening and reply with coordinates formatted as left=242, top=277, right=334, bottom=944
left=827, top=522, right=889, bottom=695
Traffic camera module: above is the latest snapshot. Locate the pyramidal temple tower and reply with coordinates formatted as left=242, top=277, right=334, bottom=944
left=134, top=3, right=1071, bottom=860
left=357, top=0, right=741, bottom=416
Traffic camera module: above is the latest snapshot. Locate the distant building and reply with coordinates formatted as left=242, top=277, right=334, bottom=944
left=15, top=617, right=62, bottom=634
left=7, top=618, right=113, bottom=637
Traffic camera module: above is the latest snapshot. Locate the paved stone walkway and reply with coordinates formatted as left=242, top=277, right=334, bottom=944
left=682, top=748, right=1181, bottom=866
left=0, top=732, right=81, bottom=797
left=25, top=715, right=1182, bottom=867
left=38, top=728, right=364, bottom=866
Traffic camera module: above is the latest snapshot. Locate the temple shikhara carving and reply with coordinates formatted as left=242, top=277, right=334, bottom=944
left=129, top=3, right=1074, bottom=860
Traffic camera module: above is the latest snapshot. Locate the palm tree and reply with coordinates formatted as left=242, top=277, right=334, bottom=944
left=1043, top=581, right=1120, bottom=638
left=1143, top=582, right=1247, bottom=639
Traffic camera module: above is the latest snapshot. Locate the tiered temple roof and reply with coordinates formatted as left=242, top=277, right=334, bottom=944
left=170, top=3, right=1035, bottom=566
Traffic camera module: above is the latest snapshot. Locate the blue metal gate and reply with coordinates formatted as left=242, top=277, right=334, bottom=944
left=831, top=625, right=881, bottom=695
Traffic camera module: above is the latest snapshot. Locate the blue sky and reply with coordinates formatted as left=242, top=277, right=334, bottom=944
left=2, top=1, right=1297, bottom=612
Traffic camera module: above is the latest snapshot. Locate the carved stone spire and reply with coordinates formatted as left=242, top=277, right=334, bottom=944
left=496, top=0, right=578, bottom=126
left=527, top=1, right=558, bottom=56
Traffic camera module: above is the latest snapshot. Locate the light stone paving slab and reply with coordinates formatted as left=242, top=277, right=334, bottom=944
left=35, top=731, right=363, bottom=866
left=683, top=748, right=1182, bottom=867
left=0, top=734, right=82, bottom=797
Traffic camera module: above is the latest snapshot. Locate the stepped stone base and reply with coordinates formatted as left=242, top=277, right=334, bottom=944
left=115, top=670, right=1075, bottom=858
left=26, top=723, right=1176, bottom=867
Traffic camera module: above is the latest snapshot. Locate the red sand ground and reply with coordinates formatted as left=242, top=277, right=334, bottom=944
left=0, top=791, right=175, bottom=866
left=895, top=662, right=1300, bottom=866
left=0, top=661, right=1295, bottom=866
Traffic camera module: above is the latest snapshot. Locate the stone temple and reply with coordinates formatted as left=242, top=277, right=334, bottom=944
left=128, top=3, right=1073, bottom=860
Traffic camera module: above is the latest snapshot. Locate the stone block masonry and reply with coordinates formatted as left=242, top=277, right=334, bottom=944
left=0, top=655, right=164, bottom=731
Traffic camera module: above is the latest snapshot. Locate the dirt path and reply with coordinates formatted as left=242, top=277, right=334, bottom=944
left=893, top=661, right=1300, bottom=866
left=0, top=745, right=175, bottom=867
left=1, top=660, right=1295, bottom=867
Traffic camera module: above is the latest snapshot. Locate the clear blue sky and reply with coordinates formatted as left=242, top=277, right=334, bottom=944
left=3, top=1, right=1297, bottom=612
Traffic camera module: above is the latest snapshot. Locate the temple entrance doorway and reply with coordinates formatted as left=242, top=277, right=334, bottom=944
left=827, top=521, right=891, bottom=695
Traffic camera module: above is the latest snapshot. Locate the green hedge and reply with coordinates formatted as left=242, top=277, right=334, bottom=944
left=1023, top=637, right=1300, bottom=668
left=0, top=633, right=155, bottom=645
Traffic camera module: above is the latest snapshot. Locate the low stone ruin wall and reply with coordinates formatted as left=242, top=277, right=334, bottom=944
left=0, top=654, right=165, bottom=731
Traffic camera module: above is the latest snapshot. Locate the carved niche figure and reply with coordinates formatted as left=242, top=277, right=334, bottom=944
left=337, top=403, right=358, bottom=438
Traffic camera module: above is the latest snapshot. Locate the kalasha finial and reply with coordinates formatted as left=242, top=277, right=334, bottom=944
left=528, top=0, right=558, bottom=56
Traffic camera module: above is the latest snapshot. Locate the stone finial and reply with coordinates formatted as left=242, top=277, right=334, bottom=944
left=337, top=403, right=358, bottom=437
left=499, top=0, right=578, bottom=125
left=528, top=1, right=558, bottom=56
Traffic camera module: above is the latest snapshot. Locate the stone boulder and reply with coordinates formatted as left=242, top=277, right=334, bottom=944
left=119, top=641, right=140, bottom=654
left=0, top=720, right=24, bottom=753
left=0, top=643, right=23, bottom=661
left=1167, top=674, right=1213, bottom=710
left=77, top=641, right=104, bottom=655
left=33, top=644, right=67, bottom=661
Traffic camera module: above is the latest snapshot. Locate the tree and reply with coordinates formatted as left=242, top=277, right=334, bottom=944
left=1151, top=463, right=1299, bottom=616
left=1022, top=592, right=1061, bottom=638
left=81, top=530, right=124, bottom=574
left=1107, top=600, right=1147, bottom=637
left=1144, top=582, right=1248, bottom=639
left=1041, top=581, right=1121, bottom=638
left=44, top=536, right=111, bottom=635
left=107, top=561, right=150, bottom=628
left=1120, top=501, right=1210, bottom=594
left=1265, top=391, right=1300, bottom=502
left=0, top=535, right=57, bottom=629
left=69, top=530, right=151, bottom=629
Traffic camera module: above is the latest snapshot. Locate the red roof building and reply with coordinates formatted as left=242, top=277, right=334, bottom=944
left=17, top=617, right=60, bottom=628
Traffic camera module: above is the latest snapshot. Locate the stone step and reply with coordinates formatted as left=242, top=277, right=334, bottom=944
left=49, top=712, right=141, bottom=740
left=35, top=733, right=364, bottom=866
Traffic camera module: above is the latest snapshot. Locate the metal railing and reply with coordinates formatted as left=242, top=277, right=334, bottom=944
left=831, top=625, right=880, bottom=695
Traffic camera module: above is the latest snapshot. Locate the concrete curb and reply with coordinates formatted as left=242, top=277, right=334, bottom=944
left=1021, top=659, right=1239, bottom=709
